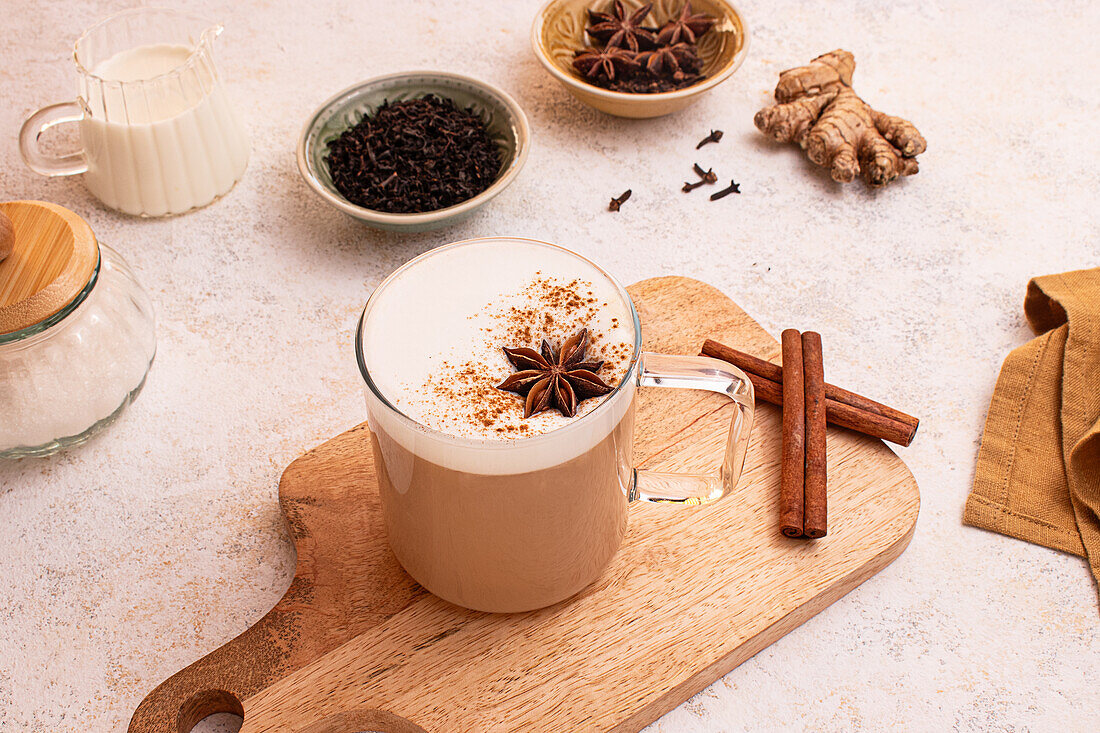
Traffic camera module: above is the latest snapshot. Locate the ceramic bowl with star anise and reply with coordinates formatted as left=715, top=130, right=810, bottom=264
left=532, top=0, right=748, bottom=118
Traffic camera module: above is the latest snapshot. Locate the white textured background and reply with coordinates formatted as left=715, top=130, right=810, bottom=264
left=1, top=0, right=1099, bottom=731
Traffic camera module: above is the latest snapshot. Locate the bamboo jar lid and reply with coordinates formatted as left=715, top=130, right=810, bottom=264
left=0, top=201, right=99, bottom=336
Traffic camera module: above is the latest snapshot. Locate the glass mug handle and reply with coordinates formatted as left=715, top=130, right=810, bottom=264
left=630, top=352, right=755, bottom=505
left=19, top=101, right=88, bottom=177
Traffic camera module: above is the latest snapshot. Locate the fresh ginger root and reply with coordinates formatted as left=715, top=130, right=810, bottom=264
left=755, top=50, right=926, bottom=187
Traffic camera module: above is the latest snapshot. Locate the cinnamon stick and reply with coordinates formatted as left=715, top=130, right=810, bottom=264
left=779, top=330, right=805, bottom=539
left=700, top=339, right=919, bottom=447
left=802, top=332, right=827, bottom=539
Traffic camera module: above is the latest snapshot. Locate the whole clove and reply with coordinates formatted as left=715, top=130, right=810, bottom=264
left=608, top=189, right=632, bottom=212
left=696, top=129, right=724, bottom=149
left=683, top=163, right=718, bottom=192
left=710, top=180, right=741, bottom=200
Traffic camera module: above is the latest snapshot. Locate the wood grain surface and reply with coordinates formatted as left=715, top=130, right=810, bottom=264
left=0, top=200, right=98, bottom=334
left=129, top=276, right=920, bottom=733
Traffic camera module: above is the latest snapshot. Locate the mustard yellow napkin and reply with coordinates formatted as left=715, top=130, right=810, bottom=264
left=965, top=268, right=1100, bottom=601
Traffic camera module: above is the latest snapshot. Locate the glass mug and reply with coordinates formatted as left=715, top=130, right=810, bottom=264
left=356, top=238, right=754, bottom=613
left=19, top=8, right=250, bottom=217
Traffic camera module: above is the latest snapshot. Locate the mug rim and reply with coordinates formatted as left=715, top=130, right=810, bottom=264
left=355, top=236, right=643, bottom=450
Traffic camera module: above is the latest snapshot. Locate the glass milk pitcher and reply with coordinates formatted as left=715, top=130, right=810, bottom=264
left=19, top=8, right=250, bottom=217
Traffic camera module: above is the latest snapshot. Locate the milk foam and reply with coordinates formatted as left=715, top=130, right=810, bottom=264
left=359, top=239, right=639, bottom=473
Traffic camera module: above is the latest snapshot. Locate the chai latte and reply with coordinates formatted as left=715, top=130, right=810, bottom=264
left=359, top=239, right=639, bottom=612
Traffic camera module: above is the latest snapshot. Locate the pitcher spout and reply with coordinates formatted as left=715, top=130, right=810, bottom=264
left=199, top=23, right=225, bottom=48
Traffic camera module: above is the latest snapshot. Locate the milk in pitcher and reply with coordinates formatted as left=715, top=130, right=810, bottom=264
left=82, top=43, right=250, bottom=216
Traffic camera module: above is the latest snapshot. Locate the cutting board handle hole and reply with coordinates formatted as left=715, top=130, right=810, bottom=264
left=179, top=689, right=244, bottom=733
left=188, top=712, right=243, bottom=733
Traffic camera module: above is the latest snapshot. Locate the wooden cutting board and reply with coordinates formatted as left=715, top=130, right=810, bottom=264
left=130, top=276, right=919, bottom=733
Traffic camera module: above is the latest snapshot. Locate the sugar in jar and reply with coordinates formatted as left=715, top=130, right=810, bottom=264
left=0, top=201, right=155, bottom=457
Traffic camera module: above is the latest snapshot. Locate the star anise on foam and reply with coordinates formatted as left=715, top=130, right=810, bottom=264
left=656, top=2, right=716, bottom=46
left=636, top=42, right=701, bottom=78
left=587, top=1, right=658, bottom=52
left=496, top=328, right=614, bottom=419
left=573, top=46, right=640, bottom=82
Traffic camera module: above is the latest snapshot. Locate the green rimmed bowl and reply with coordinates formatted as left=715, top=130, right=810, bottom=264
left=297, top=72, right=530, bottom=232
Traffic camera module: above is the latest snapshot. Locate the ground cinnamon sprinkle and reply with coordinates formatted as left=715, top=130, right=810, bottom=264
left=414, top=274, right=632, bottom=438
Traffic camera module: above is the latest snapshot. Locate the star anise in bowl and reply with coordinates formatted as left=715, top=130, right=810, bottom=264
left=636, top=42, right=702, bottom=79
left=569, top=1, right=718, bottom=94
left=573, top=46, right=641, bottom=83
left=496, top=328, right=613, bottom=419
left=586, top=1, right=658, bottom=52
left=656, top=2, right=716, bottom=45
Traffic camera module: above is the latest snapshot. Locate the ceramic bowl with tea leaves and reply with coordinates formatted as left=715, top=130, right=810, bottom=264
left=297, top=71, right=530, bottom=232
left=532, top=0, right=749, bottom=118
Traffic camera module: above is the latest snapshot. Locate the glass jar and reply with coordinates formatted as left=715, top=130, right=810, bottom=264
left=0, top=203, right=155, bottom=458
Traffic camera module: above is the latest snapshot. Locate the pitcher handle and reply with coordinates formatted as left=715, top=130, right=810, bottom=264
left=20, top=101, right=88, bottom=177
left=630, top=352, right=755, bottom=505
